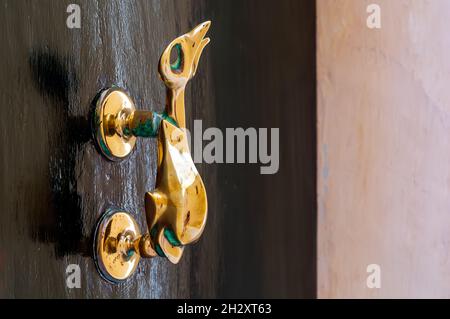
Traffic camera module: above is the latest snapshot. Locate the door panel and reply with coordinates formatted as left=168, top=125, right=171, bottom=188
left=0, top=0, right=213, bottom=298
left=0, top=0, right=316, bottom=298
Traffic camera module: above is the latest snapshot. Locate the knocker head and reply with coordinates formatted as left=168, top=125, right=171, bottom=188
left=159, top=21, right=211, bottom=90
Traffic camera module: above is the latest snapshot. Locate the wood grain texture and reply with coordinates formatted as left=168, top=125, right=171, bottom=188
left=204, top=0, right=316, bottom=298
left=0, top=0, right=316, bottom=298
left=318, top=0, right=450, bottom=298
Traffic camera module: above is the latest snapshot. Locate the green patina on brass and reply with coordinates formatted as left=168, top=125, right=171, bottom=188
left=170, top=43, right=183, bottom=71
left=160, top=111, right=178, bottom=128
left=126, top=249, right=135, bottom=259
left=93, top=106, right=113, bottom=157
left=127, top=119, right=156, bottom=138
left=131, top=115, right=160, bottom=137
left=150, top=225, right=167, bottom=257
left=164, top=228, right=182, bottom=247
left=129, top=112, right=178, bottom=138
left=155, top=244, right=165, bottom=257
left=150, top=224, right=159, bottom=239
left=99, top=139, right=112, bottom=157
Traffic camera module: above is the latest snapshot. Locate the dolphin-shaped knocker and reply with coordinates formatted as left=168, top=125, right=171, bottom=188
left=144, top=21, right=211, bottom=263
left=93, top=22, right=211, bottom=283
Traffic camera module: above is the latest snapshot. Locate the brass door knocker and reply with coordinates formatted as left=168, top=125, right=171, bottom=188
left=92, top=21, right=210, bottom=283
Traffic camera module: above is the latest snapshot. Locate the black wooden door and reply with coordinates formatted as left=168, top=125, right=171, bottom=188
left=0, top=0, right=316, bottom=298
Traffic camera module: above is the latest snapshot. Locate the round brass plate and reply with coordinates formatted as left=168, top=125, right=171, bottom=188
left=94, top=88, right=136, bottom=161
left=94, top=209, right=141, bottom=283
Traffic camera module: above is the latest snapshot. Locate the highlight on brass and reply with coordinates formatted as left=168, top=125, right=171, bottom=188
left=93, top=21, right=210, bottom=282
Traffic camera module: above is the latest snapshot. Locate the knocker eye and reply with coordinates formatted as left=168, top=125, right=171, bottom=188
left=170, top=43, right=184, bottom=73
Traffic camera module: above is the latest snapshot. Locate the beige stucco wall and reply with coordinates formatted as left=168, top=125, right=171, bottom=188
left=318, top=0, right=450, bottom=298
